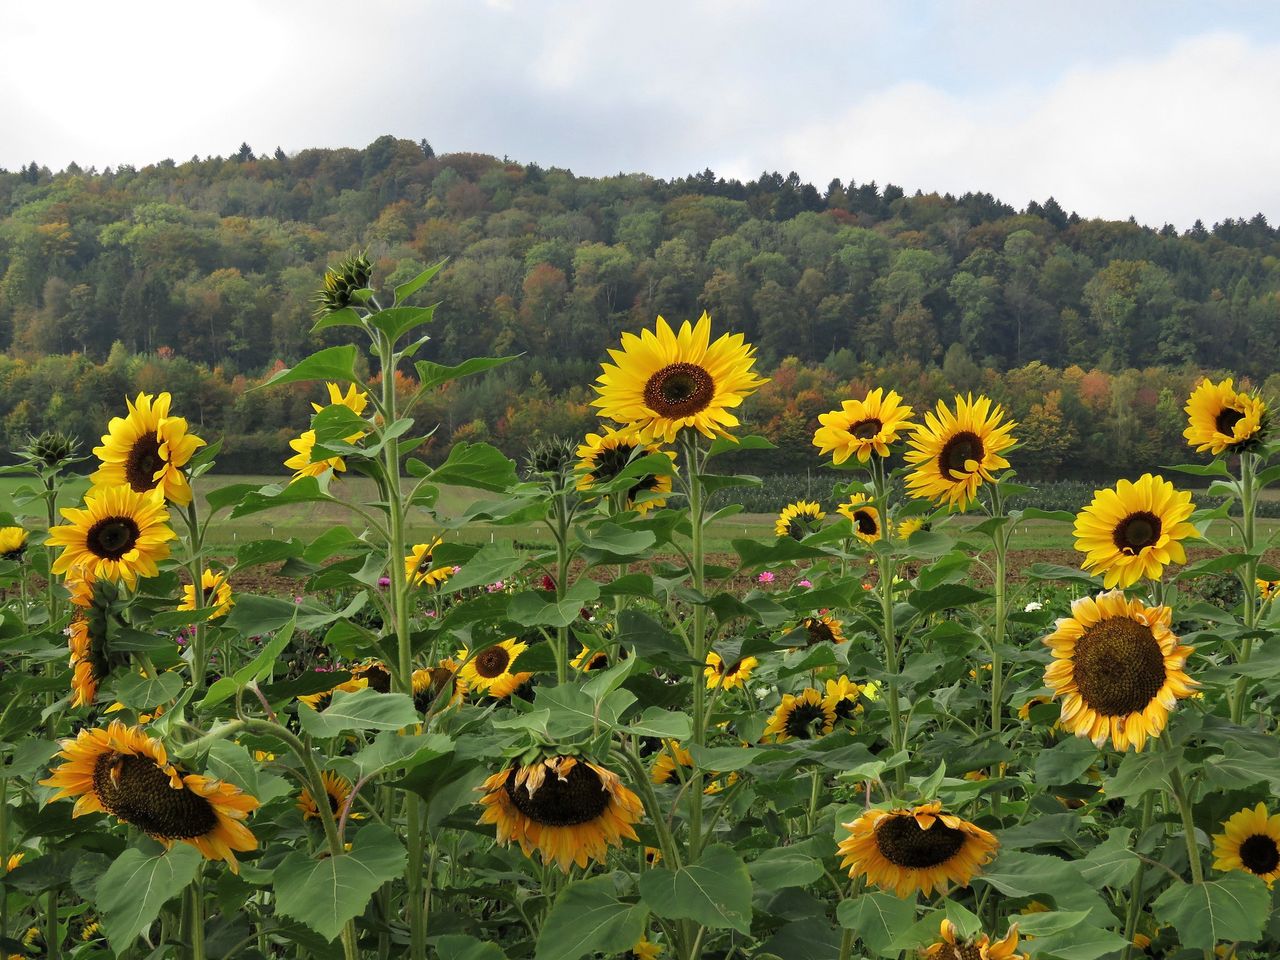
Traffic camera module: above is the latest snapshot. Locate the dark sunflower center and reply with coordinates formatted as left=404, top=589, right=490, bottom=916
left=851, top=418, right=883, bottom=440
left=643, top=362, right=716, bottom=418
left=833, top=697, right=858, bottom=722
left=92, top=753, right=218, bottom=840
left=361, top=665, right=392, bottom=693
left=593, top=445, right=637, bottom=483
left=503, top=763, right=611, bottom=826
left=475, top=646, right=511, bottom=679
left=1112, top=511, right=1162, bottom=554
left=1073, top=616, right=1167, bottom=716
left=584, top=652, right=609, bottom=671
left=1215, top=407, right=1245, bottom=436
left=804, top=619, right=835, bottom=645
left=86, top=516, right=141, bottom=560
left=414, top=667, right=453, bottom=711
left=938, top=431, right=984, bottom=481
left=783, top=702, right=828, bottom=739
left=786, top=518, right=806, bottom=540
left=627, top=475, right=661, bottom=503
left=942, top=944, right=983, bottom=960
left=124, top=435, right=166, bottom=492
left=853, top=510, right=878, bottom=536
left=873, top=814, right=968, bottom=868
left=1240, top=834, right=1280, bottom=875
left=417, top=553, right=434, bottom=573
left=327, top=789, right=341, bottom=814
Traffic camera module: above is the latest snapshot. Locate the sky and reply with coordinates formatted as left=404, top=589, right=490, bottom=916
left=4, top=0, right=1279, bottom=229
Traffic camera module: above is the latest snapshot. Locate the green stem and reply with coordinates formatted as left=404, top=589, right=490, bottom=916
left=988, top=486, right=1008, bottom=816
left=682, top=435, right=708, bottom=864
left=1231, top=452, right=1259, bottom=723
left=184, top=501, right=208, bottom=693
left=871, top=457, right=904, bottom=792
left=553, top=492, right=572, bottom=685
left=1121, top=791, right=1155, bottom=960
left=1167, top=762, right=1202, bottom=884
left=188, top=877, right=206, bottom=960
left=45, top=888, right=58, bottom=960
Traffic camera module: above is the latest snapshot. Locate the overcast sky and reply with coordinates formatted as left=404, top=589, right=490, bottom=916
left=4, top=1, right=1278, bottom=228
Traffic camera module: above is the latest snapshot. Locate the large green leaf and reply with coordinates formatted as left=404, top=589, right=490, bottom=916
left=342, top=732, right=453, bottom=781
left=199, top=614, right=296, bottom=709
left=748, top=842, right=825, bottom=890
left=433, top=935, right=508, bottom=960
left=96, top=841, right=201, bottom=947
left=298, top=687, right=419, bottom=737
left=427, top=442, right=518, bottom=491
left=414, top=355, right=516, bottom=392
left=111, top=670, right=184, bottom=710
left=1153, top=873, right=1270, bottom=951
left=393, top=259, right=447, bottom=305
left=274, top=824, right=407, bottom=941
left=638, top=843, right=752, bottom=934
left=1078, top=828, right=1139, bottom=889
left=535, top=874, right=647, bottom=960
left=257, top=346, right=359, bottom=391
left=837, top=892, right=917, bottom=958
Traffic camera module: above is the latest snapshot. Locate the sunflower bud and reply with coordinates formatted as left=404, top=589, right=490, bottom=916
left=313, top=253, right=373, bottom=318
left=523, top=436, right=579, bottom=491
left=19, top=429, right=83, bottom=472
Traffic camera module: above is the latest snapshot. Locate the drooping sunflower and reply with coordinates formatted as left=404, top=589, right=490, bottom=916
left=0, top=527, right=28, bottom=561
left=775, top=500, right=826, bottom=540
left=477, top=755, right=643, bottom=872
left=1212, top=803, right=1280, bottom=887
left=813, top=388, right=916, bottom=464
left=179, top=568, right=234, bottom=621
left=298, top=770, right=362, bottom=822
left=1072, top=474, right=1197, bottom=589
left=923, top=919, right=1025, bottom=960
left=763, top=688, right=836, bottom=742
left=575, top=427, right=675, bottom=514
left=92, top=392, right=206, bottom=507
left=904, top=395, right=1017, bottom=509
left=825, top=676, right=865, bottom=725
left=1043, top=590, right=1197, bottom=752
left=405, top=538, right=453, bottom=589
left=458, top=638, right=532, bottom=698
left=412, top=662, right=466, bottom=711
left=649, top=741, right=694, bottom=785
left=592, top=312, right=768, bottom=444
left=40, top=720, right=258, bottom=872
left=799, top=615, right=846, bottom=646
left=837, top=495, right=881, bottom=543
left=48, top=485, right=174, bottom=586
left=837, top=801, right=999, bottom=897
left=1184, top=377, right=1267, bottom=455
left=703, top=651, right=758, bottom=690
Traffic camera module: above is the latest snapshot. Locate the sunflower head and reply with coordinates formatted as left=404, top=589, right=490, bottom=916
left=406, top=538, right=453, bottom=589
left=47, top=485, right=174, bottom=586
left=1213, top=802, right=1280, bottom=887
left=297, top=673, right=367, bottom=711
left=92, top=392, right=206, bottom=506
left=1044, top=590, right=1198, bottom=752
left=285, top=429, right=347, bottom=482
left=628, top=937, right=663, bottom=960
left=571, top=644, right=614, bottom=672
left=69, top=586, right=119, bottom=709
left=592, top=313, right=768, bottom=444
left=703, top=651, right=758, bottom=690
left=775, top=501, right=825, bottom=540
left=824, top=676, right=866, bottom=724
left=350, top=660, right=393, bottom=694
left=576, top=427, right=675, bottom=514
left=477, top=754, right=643, bottom=872
left=0, top=526, right=28, bottom=562
left=649, top=741, right=694, bottom=785
left=837, top=801, right=999, bottom=898
left=313, top=252, right=373, bottom=318
left=179, top=568, right=234, bottom=621
left=1184, top=377, right=1267, bottom=455
left=298, top=770, right=361, bottom=822
left=904, top=394, right=1017, bottom=509
left=763, top=688, right=836, bottom=742
left=897, top=517, right=929, bottom=540
left=459, top=638, right=533, bottom=698
left=799, top=615, right=846, bottom=647
left=1258, top=579, right=1280, bottom=603
left=413, top=662, right=466, bottom=711
left=837, top=495, right=882, bottom=543
left=924, top=919, right=1026, bottom=960
left=813, top=388, right=916, bottom=464
left=313, top=382, right=370, bottom=417
left=1073, top=474, right=1197, bottom=588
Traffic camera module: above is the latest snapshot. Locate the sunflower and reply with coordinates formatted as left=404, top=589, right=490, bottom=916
left=48, top=485, right=174, bottom=586
left=1043, top=590, right=1197, bottom=752
left=571, top=644, right=615, bottom=672
left=0, top=527, right=28, bottom=561
left=837, top=801, right=998, bottom=897
left=412, top=662, right=466, bottom=711
left=40, top=720, right=258, bottom=872
left=68, top=607, right=112, bottom=708
left=406, top=538, right=453, bottom=589
left=703, top=651, right=758, bottom=690
left=837, top=495, right=881, bottom=543
left=763, top=689, right=836, bottom=742
left=1258, top=579, right=1280, bottom=603
left=312, top=381, right=369, bottom=418
left=576, top=427, right=675, bottom=514
left=297, top=674, right=368, bottom=711
left=284, top=431, right=346, bottom=482
left=458, top=638, right=532, bottom=698
left=477, top=755, right=643, bottom=872
left=350, top=660, right=393, bottom=694
left=298, top=771, right=362, bottom=822
left=592, top=312, right=768, bottom=444
left=775, top=501, right=825, bottom=540
left=897, top=517, right=928, bottom=540
left=79, top=918, right=104, bottom=942
left=799, top=615, right=846, bottom=646
left=824, top=676, right=865, bottom=724
left=813, top=388, right=916, bottom=464
left=628, top=938, right=663, bottom=960
left=4, top=853, right=22, bottom=873
left=1184, top=377, right=1267, bottom=455
left=924, top=919, right=1025, bottom=960
left=649, top=741, right=695, bottom=785
left=904, top=395, right=1017, bottom=509
left=1073, top=474, right=1197, bottom=589
left=92, top=392, right=205, bottom=507
left=1212, top=803, right=1280, bottom=886
left=179, top=567, right=234, bottom=621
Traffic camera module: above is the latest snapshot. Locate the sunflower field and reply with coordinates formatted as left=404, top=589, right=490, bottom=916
left=1, top=257, right=1279, bottom=960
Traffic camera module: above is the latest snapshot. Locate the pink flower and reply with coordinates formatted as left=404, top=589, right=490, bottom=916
left=426, top=609, right=437, bottom=618
left=451, top=565, right=462, bottom=574
left=487, top=581, right=505, bottom=593
left=758, top=571, right=775, bottom=584
left=797, top=579, right=812, bottom=588
left=293, top=596, right=304, bottom=605
left=378, top=576, right=391, bottom=588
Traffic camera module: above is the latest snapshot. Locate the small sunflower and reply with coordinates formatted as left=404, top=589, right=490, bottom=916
left=313, top=381, right=370, bottom=418
left=406, top=538, right=453, bottom=589
left=763, top=689, right=836, bottom=742
left=824, top=676, right=865, bottom=725
left=1073, top=474, right=1197, bottom=589
left=458, top=638, right=532, bottom=698
left=628, top=937, right=663, bottom=960
left=571, top=644, right=614, bottom=672
left=813, top=388, right=916, bottom=464
left=904, top=395, right=1017, bottom=508
left=412, top=662, right=466, bottom=711
left=1044, top=590, right=1197, bottom=752
left=0, top=527, right=28, bottom=561
left=703, top=651, right=758, bottom=690
left=298, top=770, right=362, bottom=822
left=837, top=801, right=998, bottom=897
left=837, top=494, right=881, bottom=543
left=79, top=918, right=104, bottom=942
left=1212, top=803, right=1280, bottom=886
left=592, top=312, right=768, bottom=444
left=1184, top=377, right=1267, bottom=455
left=48, top=485, right=175, bottom=586
left=351, top=660, right=393, bottom=694
left=4, top=853, right=23, bottom=872
left=924, top=919, right=1025, bottom=960
left=92, top=392, right=206, bottom=506
left=775, top=501, right=826, bottom=540
left=1258, top=579, right=1280, bottom=603
left=799, top=615, right=846, bottom=646
left=477, top=755, right=643, bottom=872
left=575, top=427, right=675, bottom=514
left=649, top=741, right=694, bottom=785
left=297, top=674, right=368, bottom=711
left=179, top=568, right=234, bottom=621
left=40, top=720, right=258, bottom=872
left=284, top=430, right=346, bottom=482
left=897, top=517, right=928, bottom=540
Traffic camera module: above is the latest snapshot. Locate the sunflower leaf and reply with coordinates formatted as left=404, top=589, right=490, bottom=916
left=837, top=891, right=918, bottom=957
left=298, top=688, right=419, bottom=737
left=96, top=840, right=201, bottom=947
left=534, top=874, right=647, bottom=960
left=638, top=843, right=752, bottom=934
left=256, top=345, right=359, bottom=391
left=1153, top=873, right=1270, bottom=951
left=414, top=354, right=517, bottom=393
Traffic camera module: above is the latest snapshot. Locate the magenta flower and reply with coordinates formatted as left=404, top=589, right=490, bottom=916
left=378, top=576, right=391, bottom=588
left=797, top=579, right=812, bottom=588
left=758, top=571, right=775, bottom=584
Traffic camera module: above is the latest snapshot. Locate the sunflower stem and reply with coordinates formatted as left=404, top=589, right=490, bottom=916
left=183, top=501, right=208, bottom=694
left=1121, top=790, right=1155, bottom=960
left=681, top=433, right=708, bottom=863
left=871, top=456, right=905, bottom=792
left=45, top=887, right=58, bottom=960
left=1230, top=452, right=1259, bottom=723
left=987, top=484, right=1009, bottom=817
left=188, top=875, right=206, bottom=960
left=552, top=489, right=572, bottom=686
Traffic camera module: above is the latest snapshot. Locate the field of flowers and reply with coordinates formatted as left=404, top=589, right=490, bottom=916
left=0, top=256, right=1277, bottom=960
